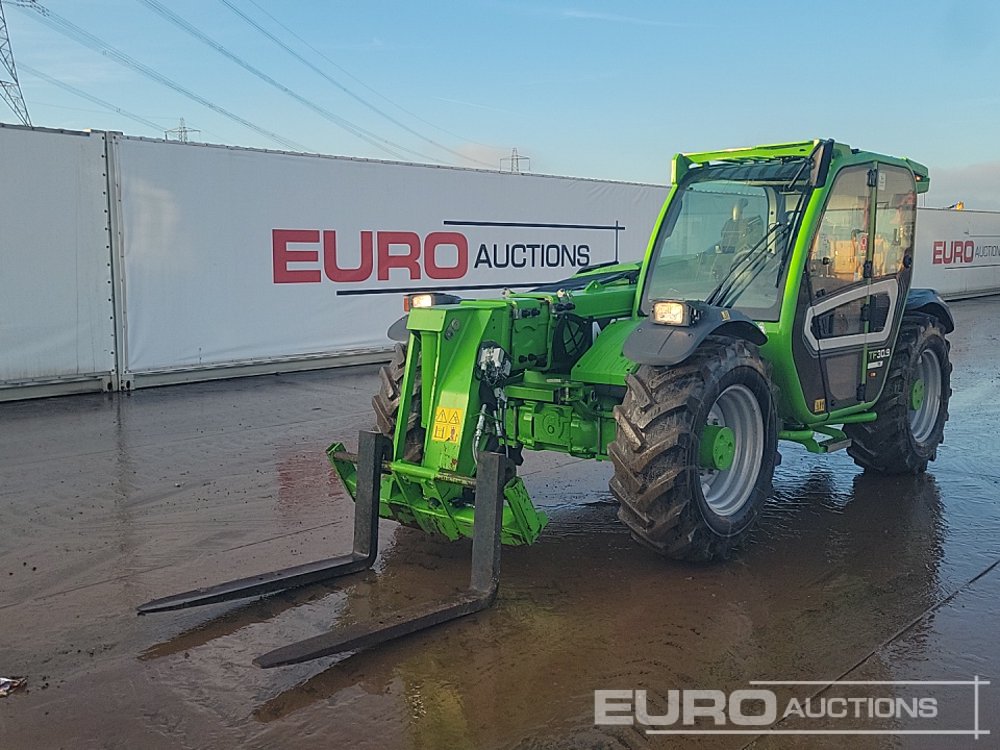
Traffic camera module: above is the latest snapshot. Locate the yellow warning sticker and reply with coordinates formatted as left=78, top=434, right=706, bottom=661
left=431, top=406, right=464, bottom=443
left=813, top=398, right=826, bottom=413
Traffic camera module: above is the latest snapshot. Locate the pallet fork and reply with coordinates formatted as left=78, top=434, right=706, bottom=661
left=137, top=431, right=508, bottom=668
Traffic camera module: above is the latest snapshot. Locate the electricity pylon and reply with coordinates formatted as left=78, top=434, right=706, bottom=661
left=0, top=0, right=31, bottom=125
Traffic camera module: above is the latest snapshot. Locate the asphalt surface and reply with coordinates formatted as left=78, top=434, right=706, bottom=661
left=1, top=297, right=998, bottom=749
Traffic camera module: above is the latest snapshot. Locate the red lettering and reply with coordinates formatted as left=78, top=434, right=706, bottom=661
left=932, top=240, right=945, bottom=265
left=322, top=230, right=373, bottom=282
left=950, top=240, right=964, bottom=264
left=272, top=229, right=322, bottom=283
left=377, top=231, right=421, bottom=281
left=424, top=231, right=468, bottom=280
left=273, top=228, right=472, bottom=283
left=941, top=240, right=976, bottom=264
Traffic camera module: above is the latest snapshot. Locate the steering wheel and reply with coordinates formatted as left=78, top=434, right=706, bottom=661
left=731, top=247, right=754, bottom=269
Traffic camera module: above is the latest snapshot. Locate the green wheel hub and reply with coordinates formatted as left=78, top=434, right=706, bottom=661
left=699, top=424, right=736, bottom=471
left=910, top=378, right=926, bottom=411
left=909, top=348, right=943, bottom=444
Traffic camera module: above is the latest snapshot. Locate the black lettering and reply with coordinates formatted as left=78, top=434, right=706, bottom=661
left=474, top=243, right=492, bottom=268
left=493, top=243, right=510, bottom=269
left=524, top=244, right=540, bottom=267
left=477, top=239, right=593, bottom=270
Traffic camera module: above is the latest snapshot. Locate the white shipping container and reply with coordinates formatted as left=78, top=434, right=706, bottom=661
left=0, top=125, right=116, bottom=398
left=2, top=124, right=999, bottom=399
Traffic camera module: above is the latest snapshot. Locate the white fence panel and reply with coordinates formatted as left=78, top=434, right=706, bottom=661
left=115, top=137, right=667, bottom=378
left=913, top=208, right=1000, bottom=298
left=16, top=127, right=997, bottom=398
left=0, top=125, right=115, bottom=395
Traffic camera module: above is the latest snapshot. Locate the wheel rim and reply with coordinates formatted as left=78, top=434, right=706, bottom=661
left=909, top=348, right=942, bottom=444
left=699, top=384, right=765, bottom=517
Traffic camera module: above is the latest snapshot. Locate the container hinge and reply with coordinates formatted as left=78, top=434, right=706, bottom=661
left=867, top=168, right=878, bottom=188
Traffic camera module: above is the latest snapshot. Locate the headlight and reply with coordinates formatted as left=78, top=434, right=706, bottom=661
left=651, top=300, right=693, bottom=326
left=408, top=293, right=436, bottom=310
left=403, top=292, right=462, bottom=311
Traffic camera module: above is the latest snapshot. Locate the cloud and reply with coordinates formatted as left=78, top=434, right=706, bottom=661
left=926, top=162, right=1000, bottom=211
left=559, top=8, right=685, bottom=27
left=433, top=96, right=524, bottom=117
left=518, top=70, right=616, bottom=88
left=324, top=37, right=402, bottom=52
left=496, top=3, right=696, bottom=28
left=452, top=143, right=512, bottom=170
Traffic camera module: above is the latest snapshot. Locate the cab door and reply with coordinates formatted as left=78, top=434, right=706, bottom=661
left=794, top=164, right=875, bottom=415
left=859, top=164, right=917, bottom=401
left=793, top=163, right=918, bottom=417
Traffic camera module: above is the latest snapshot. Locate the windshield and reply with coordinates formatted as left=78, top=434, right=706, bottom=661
left=641, top=159, right=812, bottom=321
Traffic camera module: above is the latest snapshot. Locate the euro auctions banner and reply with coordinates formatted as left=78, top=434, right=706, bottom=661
left=913, top=208, right=1000, bottom=298
left=116, top=136, right=668, bottom=375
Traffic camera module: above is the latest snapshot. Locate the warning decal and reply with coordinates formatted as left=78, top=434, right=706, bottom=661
left=432, top=406, right=464, bottom=443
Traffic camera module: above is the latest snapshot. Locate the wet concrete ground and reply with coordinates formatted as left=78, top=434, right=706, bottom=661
left=1, top=298, right=998, bottom=749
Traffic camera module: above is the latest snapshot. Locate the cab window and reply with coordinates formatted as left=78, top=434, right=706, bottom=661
left=808, top=166, right=871, bottom=297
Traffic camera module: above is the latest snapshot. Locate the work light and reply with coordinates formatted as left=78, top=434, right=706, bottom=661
left=403, top=292, right=462, bottom=311
left=651, top=300, right=694, bottom=326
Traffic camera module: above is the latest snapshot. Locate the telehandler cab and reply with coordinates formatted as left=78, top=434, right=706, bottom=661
left=140, top=139, right=953, bottom=667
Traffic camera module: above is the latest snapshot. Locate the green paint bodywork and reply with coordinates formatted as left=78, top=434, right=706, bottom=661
left=332, top=139, right=930, bottom=546
left=753, top=142, right=927, bottom=428
left=699, top=425, right=736, bottom=470
left=329, top=265, right=643, bottom=545
left=570, top=318, right=641, bottom=386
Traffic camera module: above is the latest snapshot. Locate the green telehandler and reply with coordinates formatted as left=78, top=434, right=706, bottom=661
left=140, top=139, right=953, bottom=667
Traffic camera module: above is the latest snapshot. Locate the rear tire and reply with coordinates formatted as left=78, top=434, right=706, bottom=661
left=372, top=343, right=424, bottom=462
left=609, top=337, right=779, bottom=561
left=845, top=313, right=951, bottom=474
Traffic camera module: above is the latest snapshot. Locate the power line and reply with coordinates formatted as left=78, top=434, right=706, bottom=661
left=13, top=1, right=310, bottom=152
left=19, top=62, right=164, bottom=134
left=0, top=0, right=31, bottom=125
left=136, top=0, right=435, bottom=163
left=243, top=0, right=500, bottom=155
left=216, top=0, right=496, bottom=169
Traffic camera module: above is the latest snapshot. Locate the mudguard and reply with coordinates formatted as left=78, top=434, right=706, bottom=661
left=906, top=289, right=954, bottom=334
left=387, top=315, right=409, bottom=342
left=623, top=304, right=767, bottom=367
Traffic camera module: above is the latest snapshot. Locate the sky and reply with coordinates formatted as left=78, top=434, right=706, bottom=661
left=3, top=0, right=999, bottom=209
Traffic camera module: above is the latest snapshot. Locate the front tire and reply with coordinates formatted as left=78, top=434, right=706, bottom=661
left=372, top=343, right=424, bottom=462
left=846, top=313, right=951, bottom=474
left=609, top=337, right=778, bottom=561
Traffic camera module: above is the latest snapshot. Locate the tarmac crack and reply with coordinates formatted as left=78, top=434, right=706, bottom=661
left=737, top=554, right=1000, bottom=749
